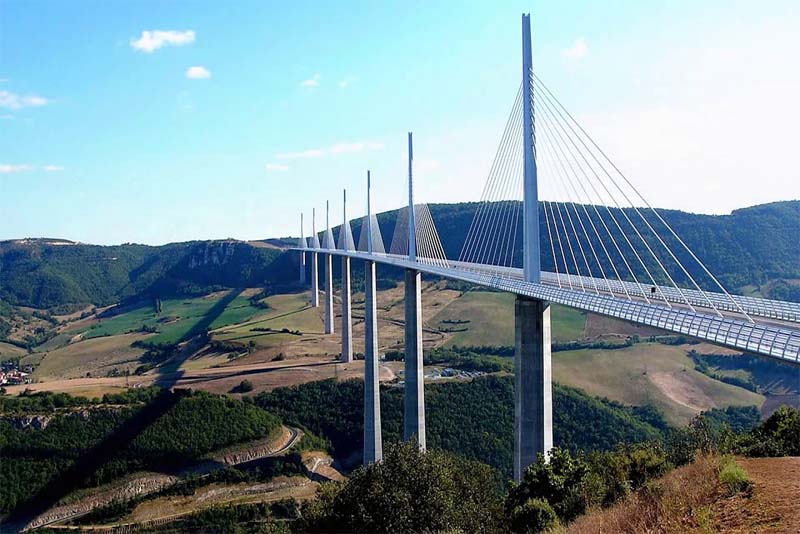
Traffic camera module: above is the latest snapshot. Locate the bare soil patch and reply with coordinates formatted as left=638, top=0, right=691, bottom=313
left=649, top=370, right=716, bottom=412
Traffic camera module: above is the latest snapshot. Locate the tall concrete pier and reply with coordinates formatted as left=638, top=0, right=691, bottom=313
left=513, top=296, right=552, bottom=480
left=403, top=268, right=425, bottom=449
left=403, top=132, right=426, bottom=450
left=514, top=13, right=552, bottom=481
left=324, top=254, right=334, bottom=334
left=310, top=208, right=319, bottom=307
left=340, top=191, right=353, bottom=363
left=324, top=201, right=335, bottom=335
left=364, top=259, right=382, bottom=463
left=363, top=170, right=382, bottom=464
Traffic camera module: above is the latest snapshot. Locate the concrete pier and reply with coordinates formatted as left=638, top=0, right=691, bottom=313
left=513, top=295, right=553, bottom=481
left=310, top=252, right=319, bottom=307
left=363, top=260, right=383, bottom=464
left=340, top=256, right=353, bottom=363
left=324, top=254, right=334, bottom=334
left=403, top=268, right=425, bottom=450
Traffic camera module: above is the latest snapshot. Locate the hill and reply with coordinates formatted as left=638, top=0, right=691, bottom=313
left=350, top=200, right=800, bottom=295
left=0, top=239, right=287, bottom=310
left=2, top=200, right=800, bottom=313
left=255, top=375, right=667, bottom=476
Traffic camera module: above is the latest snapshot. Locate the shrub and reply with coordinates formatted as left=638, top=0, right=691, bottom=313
left=509, top=498, right=558, bottom=534
left=718, top=457, right=752, bottom=496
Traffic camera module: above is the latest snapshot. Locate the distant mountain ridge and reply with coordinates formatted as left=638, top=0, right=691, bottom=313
left=0, top=239, right=286, bottom=310
left=1, top=200, right=799, bottom=310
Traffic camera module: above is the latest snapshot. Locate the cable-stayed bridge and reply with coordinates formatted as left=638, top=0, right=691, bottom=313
left=291, top=14, right=800, bottom=480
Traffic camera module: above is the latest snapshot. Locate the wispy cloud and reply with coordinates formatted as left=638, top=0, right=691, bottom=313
left=265, top=163, right=289, bottom=172
left=276, top=140, right=383, bottom=161
left=131, top=30, right=195, bottom=53
left=338, top=80, right=349, bottom=89
left=43, top=165, right=64, bottom=172
left=0, top=114, right=13, bottom=120
left=0, top=90, right=49, bottom=110
left=563, top=37, right=588, bottom=60
left=0, top=164, right=33, bottom=174
left=300, top=73, right=320, bottom=88
left=185, top=66, right=211, bottom=79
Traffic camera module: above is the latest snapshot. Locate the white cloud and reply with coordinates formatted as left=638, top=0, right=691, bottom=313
left=0, top=164, right=33, bottom=174
left=185, top=66, right=211, bottom=79
left=0, top=90, right=49, bottom=110
left=266, top=163, right=289, bottom=172
left=300, top=73, right=320, bottom=88
left=131, top=30, right=195, bottom=53
left=563, top=37, right=588, bottom=60
left=276, top=140, right=383, bottom=160
left=43, top=165, right=64, bottom=172
left=338, top=79, right=349, bottom=89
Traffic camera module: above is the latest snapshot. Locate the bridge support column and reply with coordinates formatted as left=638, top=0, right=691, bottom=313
left=514, top=295, right=552, bottom=481
left=403, top=269, right=426, bottom=450
left=310, top=252, right=319, bottom=307
left=340, top=256, right=353, bottom=363
left=324, top=254, right=334, bottom=334
left=364, top=260, right=383, bottom=464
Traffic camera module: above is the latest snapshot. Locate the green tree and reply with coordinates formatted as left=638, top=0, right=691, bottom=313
left=298, top=442, right=505, bottom=533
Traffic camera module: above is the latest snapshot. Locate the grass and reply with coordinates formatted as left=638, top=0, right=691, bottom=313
left=564, top=455, right=722, bottom=534
left=552, top=343, right=764, bottom=425
left=66, top=291, right=264, bottom=346
left=719, top=457, right=752, bottom=496
left=0, top=341, right=27, bottom=359
left=430, top=290, right=586, bottom=347
left=33, top=333, right=149, bottom=380
left=212, top=292, right=324, bottom=348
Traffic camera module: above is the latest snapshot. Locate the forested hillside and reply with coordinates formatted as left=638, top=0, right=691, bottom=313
left=2, top=200, right=799, bottom=310
left=0, top=239, right=287, bottom=309
left=350, top=200, right=800, bottom=293
left=256, top=376, right=667, bottom=476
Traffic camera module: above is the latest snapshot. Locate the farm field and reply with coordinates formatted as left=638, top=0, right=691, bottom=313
left=430, top=290, right=587, bottom=346
left=552, top=342, right=765, bottom=425
left=0, top=341, right=27, bottom=359
left=32, top=333, right=150, bottom=380
left=65, top=290, right=264, bottom=346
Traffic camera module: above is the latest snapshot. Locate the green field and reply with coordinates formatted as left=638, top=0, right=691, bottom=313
left=213, top=291, right=324, bottom=347
left=552, top=342, right=765, bottom=425
left=431, top=290, right=586, bottom=346
left=66, top=290, right=264, bottom=346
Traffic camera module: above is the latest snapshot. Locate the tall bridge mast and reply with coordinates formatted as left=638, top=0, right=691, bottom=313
left=522, top=13, right=541, bottom=284
left=515, top=12, right=553, bottom=481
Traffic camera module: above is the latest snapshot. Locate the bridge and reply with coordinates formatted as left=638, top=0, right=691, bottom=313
left=292, top=14, right=800, bottom=480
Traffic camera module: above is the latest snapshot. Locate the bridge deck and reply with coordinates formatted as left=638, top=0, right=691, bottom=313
left=297, top=247, right=800, bottom=365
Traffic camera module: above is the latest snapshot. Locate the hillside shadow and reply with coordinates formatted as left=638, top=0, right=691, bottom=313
left=152, top=288, right=244, bottom=390
left=3, top=389, right=185, bottom=532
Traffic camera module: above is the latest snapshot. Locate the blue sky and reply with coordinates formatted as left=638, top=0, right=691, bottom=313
left=2, top=0, right=799, bottom=245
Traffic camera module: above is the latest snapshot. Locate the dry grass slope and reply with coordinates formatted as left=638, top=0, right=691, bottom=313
left=565, top=455, right=800, bottom=534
